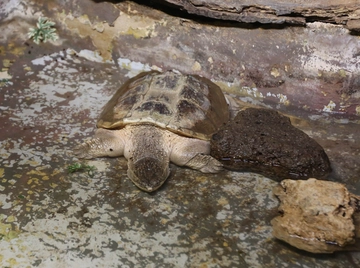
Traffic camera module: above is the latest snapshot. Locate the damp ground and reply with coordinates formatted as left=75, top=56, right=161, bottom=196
left=0, top=46, right=359, bottom=267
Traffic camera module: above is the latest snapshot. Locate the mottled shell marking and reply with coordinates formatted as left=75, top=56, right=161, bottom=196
left=97, top=71, right=229, bottom=140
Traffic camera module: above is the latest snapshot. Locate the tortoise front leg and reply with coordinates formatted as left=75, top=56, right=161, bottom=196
left=184, top=153, right=223, bottom=173
left=169, top=133, right=223, bottom=173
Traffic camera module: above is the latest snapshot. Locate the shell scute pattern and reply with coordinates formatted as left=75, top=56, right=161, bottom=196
left=154, top=72, right=180, bottom=91
left=97, top=70, right=229, bottom=140
left=136, top=102, right=172, bottom=116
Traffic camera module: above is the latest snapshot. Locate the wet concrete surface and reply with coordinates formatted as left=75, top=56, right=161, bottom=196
left=0, top=39, right=359, bottom=268
left=0, top=0, right=360, bottom=267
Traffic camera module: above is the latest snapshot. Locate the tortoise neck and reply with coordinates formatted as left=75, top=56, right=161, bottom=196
left=127, top=125, right=170, bottom=192
left=129, top=125, right=168, bottom=160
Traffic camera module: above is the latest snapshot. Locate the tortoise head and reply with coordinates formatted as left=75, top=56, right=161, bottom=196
left=127, top=156, right=170, bottom=192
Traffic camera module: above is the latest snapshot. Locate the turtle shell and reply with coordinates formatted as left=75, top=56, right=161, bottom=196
left=97, top=70, right=229, bottom=140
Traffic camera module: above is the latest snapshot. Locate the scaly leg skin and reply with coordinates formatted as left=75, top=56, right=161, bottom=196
left=169, top=132, right=223, bottom=173
left=184, top=154, right=223, bottom=173
left=74, top=129, right=125, bottom=159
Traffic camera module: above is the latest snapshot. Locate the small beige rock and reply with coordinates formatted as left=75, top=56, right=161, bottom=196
left=272, top=178, right=360, bottom=253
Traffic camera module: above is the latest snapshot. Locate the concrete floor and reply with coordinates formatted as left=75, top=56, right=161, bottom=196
left=0, top=1, right=360, bottom=267
left=0, top=41, right=359, bottom=268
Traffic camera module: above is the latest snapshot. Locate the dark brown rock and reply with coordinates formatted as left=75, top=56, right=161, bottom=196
left=158, top=0, right=360, bottom=31
left=210, top=108, right=332, bottom=181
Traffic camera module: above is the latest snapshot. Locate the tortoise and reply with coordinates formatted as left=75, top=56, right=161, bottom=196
left=74, top=70, right=229, bottom=192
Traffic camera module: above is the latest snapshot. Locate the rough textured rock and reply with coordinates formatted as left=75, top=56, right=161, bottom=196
left=271, top=179, right=360, bottom=253
left=1, top=0, right=359, bottom=117
left=158, top=0, right=360, bottom=32
left=210, top=108, right=332, bottom=181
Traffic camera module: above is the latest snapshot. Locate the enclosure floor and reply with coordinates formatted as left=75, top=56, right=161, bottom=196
left=2, top=0, right=360, bottom=261
left=0, top=44, right=359, bottom=267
